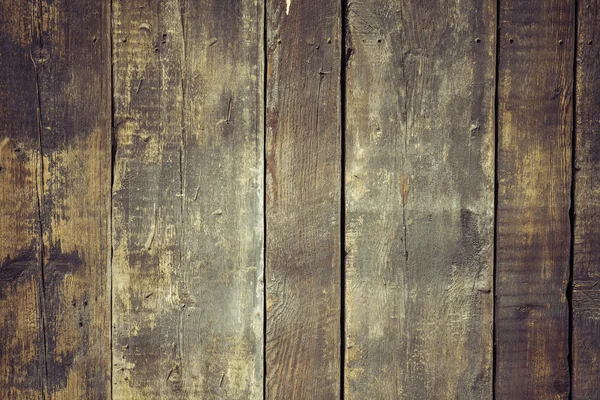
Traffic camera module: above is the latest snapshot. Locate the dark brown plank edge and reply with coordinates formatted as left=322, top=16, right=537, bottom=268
left=112, top=0, right=264, bottom=398
left=495, top=0, right=575, bottom=398
left=344, top=1, right=495, bottom=398
left=0, top=1, right=45, bottom=398
left=265, top=0, right=342, bottom=398
left=1, top=0, right=112, bottom=398
left=573, top=0, right=600, bottom=398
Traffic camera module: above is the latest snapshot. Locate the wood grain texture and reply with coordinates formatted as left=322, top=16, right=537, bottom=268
left=495, top=1, right=575, bottom=398
left=112, top=0, right=264, bottom=398
left=34, top=0, right=113, bottom=398
left=1, top=0, right=112, bottom=398
left=0, top=1, right=45, bottom=398
left=265, top=0, right=341, bottom=398
left=573, top=0, right=600, bottom=398
left=344, top=1, right=495, bottom=398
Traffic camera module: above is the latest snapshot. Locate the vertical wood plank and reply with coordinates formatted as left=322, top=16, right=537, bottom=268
left=34, top=0, right=113, bottom=398
left=344, top=1, right=495, bottom=398
left=495, top=1, right=575, bottom=398
left=265, top=0, right=342, bottom=398
left=0, top=1, right=45, bottom=398
left=112, top=0, right=264, bottom=398
left=573, top=0, right=600, bottom=398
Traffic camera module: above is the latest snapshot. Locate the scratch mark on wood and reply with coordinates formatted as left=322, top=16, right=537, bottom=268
left=145, top=203, right=157, bottom=250
left=226, top=98, right=232, bottom=124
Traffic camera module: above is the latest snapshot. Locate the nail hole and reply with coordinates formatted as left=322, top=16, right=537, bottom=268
left=559, top=39, right=564, bottom=45
left=79, top=322, right=83, bottom=327
left=589, top=40, right=593, bottom=45
left=14, top=148, right=21, bottom=153
left=92, top=37, right=97, bottom=43
left=377, top=39, right=382, bottom=43
left=509, top=38, right=514, bottom=44
left=475, top=38, right=481, bottom=43
left=121, top=37, right=127, bottom=43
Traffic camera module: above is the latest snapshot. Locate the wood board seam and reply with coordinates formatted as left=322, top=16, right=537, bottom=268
left=109, top=0, right=116, bottom=398
left=340, top=0, right=348, bottom=398
left=492, top=0, right=499, bottom=397
left=568, top=1, right=579, bottom=398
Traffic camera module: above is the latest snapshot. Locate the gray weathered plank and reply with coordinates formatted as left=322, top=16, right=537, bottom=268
left=112, top=0, right=264, bottom=398
left=495, top=0, right=575, bottom=398
left=573, top=0, right=600, bottom=398
left=344, top=1, right=496, bottom=398
left=265, top=0, right=342, bottom=398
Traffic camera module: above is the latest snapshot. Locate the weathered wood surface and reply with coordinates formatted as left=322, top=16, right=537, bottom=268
left=3, top=0, right=600, bottom=398
left=495, top=1, right=575, bottom=398
left=265, top=0, right=342, bottom=398
left=0, top=1, right=45, bottom=398
left=344, top=1, right=495, bottom=398
left=38, top=0, right=112, bottom=396
left=1, top=0, right=112, bottom=398
left=573, top=0, right=600, bottom=398
left=112, top=0, right=264, bottom=398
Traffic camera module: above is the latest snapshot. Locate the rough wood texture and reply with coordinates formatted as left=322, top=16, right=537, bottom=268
left=0, top=1, right=45, bottom=398
left=265, top=0, right=342, bottom=398
left=495, top=1, right=575, bottom=398
left=112, top=0, right=264, bottom=398
left=1, top=0, right=112, bottom=398
left=573, top=0, right=600, bottom=398
left=344, top=1, right=495, bottom=398
left=36, top=0, right=112, bottom=397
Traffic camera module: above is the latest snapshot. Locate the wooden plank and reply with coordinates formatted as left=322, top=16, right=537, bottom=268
left=495, top=1, right=575, bottom=398
left=265, top=0, right=342, bottom=398
left=0, top=1, right=45, bottom=398
left=344, top=1, right=495, bottom=398
left=112, top=0, right=264, bottom=398
left=573, top=0, right=600, bottom=398
left=32, top=0, right=113, bottom=398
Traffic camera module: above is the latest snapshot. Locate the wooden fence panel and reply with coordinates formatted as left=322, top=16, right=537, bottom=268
left=0, top=1, right=46, bottom=398
left=112, top=0, right=264, bottom=398
left=36, top=1, right=113, bottom=397
left=495, top=1, right=575, bottom=398
left=344, top=1, right=496, bottom=398
left=2, top=1, right=599, bottom=398
left=1, top=0, right=113, bottom=398
left=265, top=0, right=342, bottom=398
